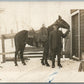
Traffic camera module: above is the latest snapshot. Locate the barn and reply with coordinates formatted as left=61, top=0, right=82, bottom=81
left=70, top=9, right=84, bottom=60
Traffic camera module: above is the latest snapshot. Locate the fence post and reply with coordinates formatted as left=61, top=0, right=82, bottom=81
left=11, top=29, right=13, bottom=48
left=1, top=35, right=5, bottom=63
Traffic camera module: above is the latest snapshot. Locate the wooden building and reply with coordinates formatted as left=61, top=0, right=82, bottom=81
left=71, top=9, right=84, bottom=60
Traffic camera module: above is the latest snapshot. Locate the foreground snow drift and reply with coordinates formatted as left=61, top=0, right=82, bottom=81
left=0, top=58, right=83, bottom=82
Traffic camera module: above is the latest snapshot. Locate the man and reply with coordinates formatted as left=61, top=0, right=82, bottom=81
left=40, top=24, right=48, bottom=47
left=65, top=33, right=70, bottom=58
left=49, top=25, right=70, bottom=68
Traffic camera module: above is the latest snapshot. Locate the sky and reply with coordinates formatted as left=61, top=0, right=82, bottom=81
left=0, top=1, right=84, bottom=34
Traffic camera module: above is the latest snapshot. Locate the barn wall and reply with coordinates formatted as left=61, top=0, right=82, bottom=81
left=72, top=13, right=79, bottom=57
left=80, top=10, right=84, bottom=52
left=71, top=9, right=84, bottom=59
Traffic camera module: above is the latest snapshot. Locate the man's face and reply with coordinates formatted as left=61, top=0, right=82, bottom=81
left=53, top=25, right=57, bottom=31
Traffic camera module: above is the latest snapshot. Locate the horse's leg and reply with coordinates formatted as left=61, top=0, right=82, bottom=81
left=44, top=50, right=50, bottom=66
left=42, top=42, right=45, bottom=47
left=45, top=41, right=50, bottom=66
left=41, top=52, right=45, bottom=65
left=36, top=42, right=38, bottom=47
left=45, top=57, right=50, bottom=66
left=41, top=52, right=50, bottom=66
left=20, top=51, right=26, bottom=65
left=20, top=50, right=26, bottom=65
left=15, top=51, right=18, bottom=66
left=41, top=39, right=49, bottom=66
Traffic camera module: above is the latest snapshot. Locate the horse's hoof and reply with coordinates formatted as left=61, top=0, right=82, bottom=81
left=46, top=63, right=50, bottom=67
left=41, top=63, right=45, bottom=65
left=41, top=62, right=45, bottom=65
left=58, top=64, right=62, bottom=68
left=52, top=65, right=55, bottom=68
left=15, top=64, right=18, bottom=66
left=23, top=63, right=26, bottom=65
left=41, top=60, right=45, bottom=65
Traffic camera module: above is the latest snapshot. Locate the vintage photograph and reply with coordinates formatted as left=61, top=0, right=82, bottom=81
left=0, top=0, right=84, bottom=83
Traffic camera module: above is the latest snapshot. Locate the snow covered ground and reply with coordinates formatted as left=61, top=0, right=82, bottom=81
left=0, top=58, right=83, bottom=83
left=0, top=40, right=84, bottom=83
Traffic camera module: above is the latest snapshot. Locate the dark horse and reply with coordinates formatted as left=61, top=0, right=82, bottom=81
left=14, top=29, right=37, bottom=66
left=14, top=28, right=47, bottom=66
left=41, top=16, right=70, bottom=68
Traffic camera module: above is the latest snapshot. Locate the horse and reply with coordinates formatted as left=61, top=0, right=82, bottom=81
left=14, top=29, right=39, bottom=66
left=14, top=28, right=48, bottom=66
left=41, top=16, right=70, bottom=68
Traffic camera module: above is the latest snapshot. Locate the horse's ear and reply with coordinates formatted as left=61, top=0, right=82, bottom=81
left=58, top=15, right=62, bottom=20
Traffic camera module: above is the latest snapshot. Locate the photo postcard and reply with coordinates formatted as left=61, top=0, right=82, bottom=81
left=0, top=0, right=84, bottom=83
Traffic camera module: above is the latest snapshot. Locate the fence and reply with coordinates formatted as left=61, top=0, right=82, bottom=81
left=0, top=33, right=43, bottom=63
left=0, top=32, right=73, bottom=63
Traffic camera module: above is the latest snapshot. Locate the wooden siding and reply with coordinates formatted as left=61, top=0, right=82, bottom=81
left=71, top=9, right=84, bottom=59
left=80, top=10, right=84, bottom=52
left=72, top=14, right=79, bottom=57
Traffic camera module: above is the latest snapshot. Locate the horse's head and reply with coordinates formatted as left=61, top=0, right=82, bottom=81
left=54, top=15, right=70, bottom=30
left=47, top=15, right=70, bottom=36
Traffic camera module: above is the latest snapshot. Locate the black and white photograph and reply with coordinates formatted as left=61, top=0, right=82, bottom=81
left=0, top=0, right=84, bottom=83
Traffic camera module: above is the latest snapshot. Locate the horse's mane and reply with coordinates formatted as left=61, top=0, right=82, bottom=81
left=47, top=22, right=55, bottom=36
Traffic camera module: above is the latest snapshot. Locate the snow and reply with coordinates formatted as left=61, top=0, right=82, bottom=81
left=0, top=58, right=83, bottom=83
left=0, top=39, right=83, bottom=83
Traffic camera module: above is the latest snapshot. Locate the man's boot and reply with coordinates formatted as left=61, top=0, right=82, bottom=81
left=58, top=55, right=62, bottom=68
left=52, top=60, right=55, bottom=68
